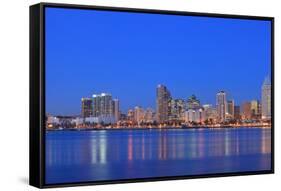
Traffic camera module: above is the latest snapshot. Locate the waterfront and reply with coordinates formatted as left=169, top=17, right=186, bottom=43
left=46, top=127, right=271, bottom=184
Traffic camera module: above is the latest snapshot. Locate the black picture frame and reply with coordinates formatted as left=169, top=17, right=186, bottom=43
left=30, top=2, right=275, bottom=188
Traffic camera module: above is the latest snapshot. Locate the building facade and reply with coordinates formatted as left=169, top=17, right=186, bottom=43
left=250, top=100, right=261, bottom=119
left=134, top=106, right=145, bottom=124
left=169, top=98, right=185, bottom=120
left=156, top=85, right=171, bottom=123
left=112, top=99, right=120, bottom=122
left=216, top=91, right=227, bottom=122
left=184, top=108, right=204, bottom=123
left=234, top=105, right=241, bottom=120
left=144, top=108, right=154, bottom=122
left=261, top=76, right=271, bottom=120
left=127, top=109, right=135, bottom=122
left=242, top=102, right=252, bottom=120
left=93, top=93, right=113, bottom=117
left=202, top=104, right=217, bottom=122
left=186, top=95, right=200, bottom=110
left=227, top=100, right=234, bottom=119
left=81, top=98, right=93, bottom=118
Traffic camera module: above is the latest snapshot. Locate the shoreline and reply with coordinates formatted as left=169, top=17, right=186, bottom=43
left=46, top=125, right=271, bottom=132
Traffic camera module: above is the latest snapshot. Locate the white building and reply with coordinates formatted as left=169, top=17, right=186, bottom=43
left=72, top=117, right=84, bottom=126
left=261, top=76, right=271, bottom=120
left=184, top=108, right=204, bottom=123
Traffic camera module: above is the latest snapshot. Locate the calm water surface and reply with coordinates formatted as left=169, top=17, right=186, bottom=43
left=45, top=128, right=271, bottom=184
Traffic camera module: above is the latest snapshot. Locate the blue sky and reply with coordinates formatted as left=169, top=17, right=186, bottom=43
left=45, top=7, right=271, bottom=115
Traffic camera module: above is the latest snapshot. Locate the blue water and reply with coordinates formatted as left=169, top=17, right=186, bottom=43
left=45, top=128, right=271, bottom=184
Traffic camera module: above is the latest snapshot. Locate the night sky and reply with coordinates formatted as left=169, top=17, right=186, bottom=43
left=45, top=7, right=271, bottom=115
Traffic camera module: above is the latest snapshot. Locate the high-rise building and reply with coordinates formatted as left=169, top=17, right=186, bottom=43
left=156, top=85, right=171, bottom=123
left=261, top=76, right=271, bottom=120
left=242, top=102, right=252, bottom=119
left=144, top=108, right=154, bottom=122
left=169, top=99, right=185, bottom=120
left=216, top=91, right=227, bottom=122
left=186, top=95, right=200, bottom=109
left=227, top=100, right=234, bottom=118
left=203, top=104, right=211, bottom=119
left=134, top=106, right=145, bottom=124
left=250, top=100, right=261, bottom=119
left=251, top=100, right=259, bottom=115
left=81, top=98, right=93, bottom=118
left=202, top=104, right=217, bottom=122
left=112, top=99, right=120, bottom=122
left=93, top=93, right=113, bottom=117
left=127, top=109, right=134, bottom=122
left=234, top=105, right=240, bottom=120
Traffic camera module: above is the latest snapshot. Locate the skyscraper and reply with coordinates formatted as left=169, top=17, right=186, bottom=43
left=250, top=100, right=260, bottom=119
left=242, top=102, right=252, bottom=119
left=251, top=100, right=259, bottom=115
left=134, top=106, right=145, bottom=124
left=112, top=99, right=120, bottom=122
left=81, top=98, right=93, bottom=118
left=227, top=100, right=234, bottom=118
left=156, top=84, right=171, bottom=123
left=216, top=91, right=227, bottom=122
left=234, top=105, right=241, bottom=120
left=261, top=76, right=271, bottom=120
left=93, top=93, right=113, bottom=117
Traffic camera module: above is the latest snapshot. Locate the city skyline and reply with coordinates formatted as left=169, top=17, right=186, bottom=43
left=45, top=8, right=271, bottom=116
left=49, top=79, right=270, bottom=116
left=50, top=75, right=271, bottom=119
left=46, top=77, right=271, bottom=130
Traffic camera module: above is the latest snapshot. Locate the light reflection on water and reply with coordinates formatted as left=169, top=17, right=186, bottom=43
left=46, top=127, right=271, bottom=184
